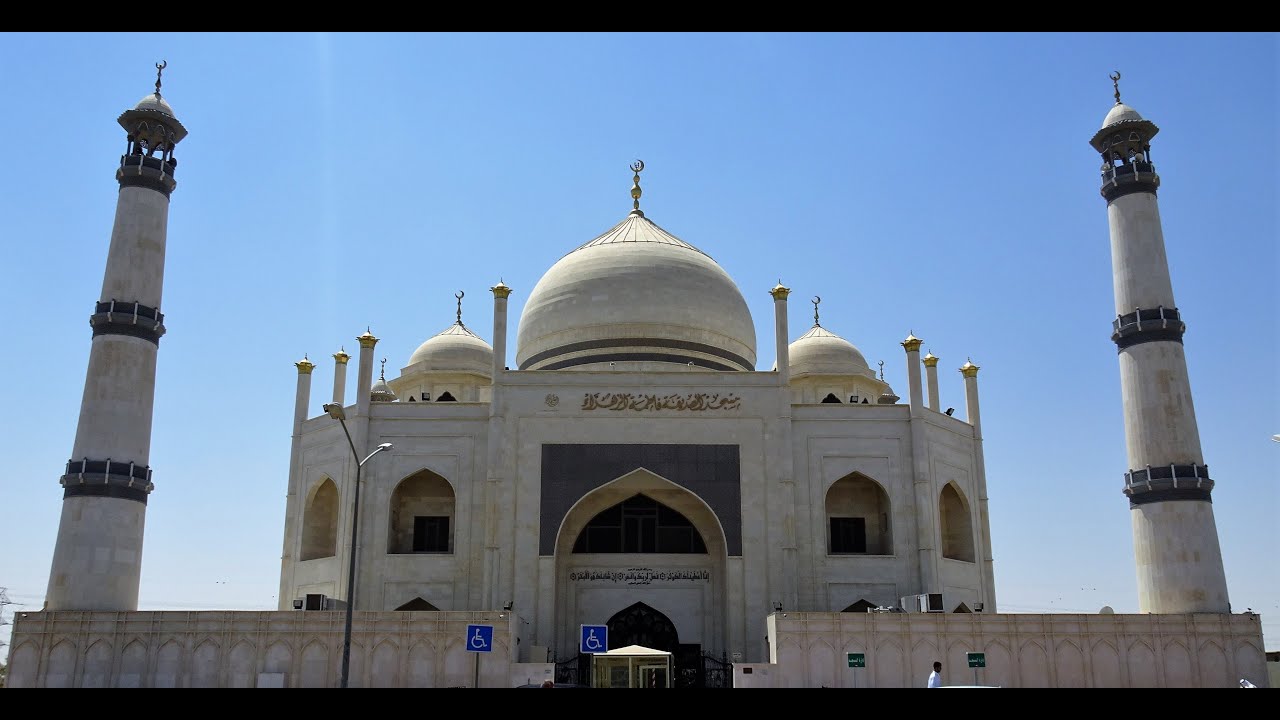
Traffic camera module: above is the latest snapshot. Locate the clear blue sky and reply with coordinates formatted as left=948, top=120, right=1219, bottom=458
left=2, top=32, right=1276, bottom=658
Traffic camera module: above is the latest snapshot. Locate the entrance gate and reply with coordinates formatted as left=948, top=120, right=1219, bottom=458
left=558, top=602, right=730, bottom=688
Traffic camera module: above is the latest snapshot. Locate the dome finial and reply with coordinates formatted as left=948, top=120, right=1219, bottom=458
left=1110, top=70, right=1122, bottom=105
left=379, top=357, right=387, bottom=380
left=155, top=60, right=167, bottom=97
left=629, top=159, right=645, bottom=216
left=812, top=296, right=822, bottom=327
left=455, top=290, right=465, bottom=325
left=878, top=359, right=885, bottom=381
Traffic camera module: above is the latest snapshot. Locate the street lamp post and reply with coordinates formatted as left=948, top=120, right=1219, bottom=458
left=324, top=402, right=392, bottom=689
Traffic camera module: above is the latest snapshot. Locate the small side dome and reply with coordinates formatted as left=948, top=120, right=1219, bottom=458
left=877, top=385, right=900, bottom=404
left=788, top=325, right=872, bottom=379
left=117, top=92, right=189, bottom=143
left=1102, top=102, right=1143, bottom=128
left=370, top=375, right=396, bottom=402
left=134, top=92, right=178, bottom=118
left=407, top=323, right=494, bottom=377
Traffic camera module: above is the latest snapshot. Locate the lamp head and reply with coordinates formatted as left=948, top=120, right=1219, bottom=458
left=772, top=601, right=783, bottom=612
left=377, top=442, right=393, bottom=451
left=323, top=403, right=345, bottom=421
left=944, top=407, right=955, bottom=416
left=503, top=601, right=514, bottom=611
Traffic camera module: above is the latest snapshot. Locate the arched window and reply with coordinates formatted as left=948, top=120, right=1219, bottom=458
left=822, top=393, right=842, bottom=403
left=300, top=478, right=338, bottom=560
left=436, top=391, right=457, bottom=402
left=842, top=599, right=878, bottom=613
left=573, top=494, right=707, bottom=553
left=940, top=482, right=975, bottom=562
left=825, top=473, right=892, bottom=555
left=389, top=470, right=456, bottom=554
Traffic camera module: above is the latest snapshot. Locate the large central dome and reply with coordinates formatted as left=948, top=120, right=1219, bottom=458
left=516, top=209, right=756, bottom=371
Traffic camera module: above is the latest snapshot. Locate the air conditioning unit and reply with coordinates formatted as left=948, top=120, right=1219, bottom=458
left=304, top=593, right=328, bottom=611
left=899, top=593, right=945, bottom=613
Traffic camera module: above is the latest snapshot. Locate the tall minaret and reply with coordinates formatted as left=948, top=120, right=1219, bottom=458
left=47, top=63, right=188, bottom=611
left=1091, top=73, right=1229, bottom=614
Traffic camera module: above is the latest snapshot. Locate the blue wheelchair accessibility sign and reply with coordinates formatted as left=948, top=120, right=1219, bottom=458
left=580, top=624, right=608, bottom=654
left=466, top=624, right=494, bottom=653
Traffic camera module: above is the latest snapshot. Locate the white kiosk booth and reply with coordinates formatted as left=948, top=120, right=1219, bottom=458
left=591, top=645, right=673, bottom=688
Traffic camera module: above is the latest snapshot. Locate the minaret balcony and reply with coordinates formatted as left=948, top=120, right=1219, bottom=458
left=119, top=154, right=177, bottom=177
left=1100, top=162, right=1160, bottom=200
left=116, top=154, right=178, bottom=196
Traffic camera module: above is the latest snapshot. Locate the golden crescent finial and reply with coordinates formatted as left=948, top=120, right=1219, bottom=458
left=1110, top=70, right=1122, bottom=104
left=630, top=160, right=645, bottom=214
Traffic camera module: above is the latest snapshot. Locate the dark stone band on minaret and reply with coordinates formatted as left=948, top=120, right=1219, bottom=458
left=1100, top=164, right=1160, bottom=203
left=60, top=458, right=154, bottom=505
left=1124, top=463, right=1213, bottom=506
left=89, top=301, right=166, bottom=345
left=1111, top=306, right=1185, bottom=350
left=116, top=156, right=177, bottom=198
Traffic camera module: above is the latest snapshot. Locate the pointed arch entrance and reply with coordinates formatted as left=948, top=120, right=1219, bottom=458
left=607, top=602, right=679, bottom=653
left=553, top=467, right=728, bottom=686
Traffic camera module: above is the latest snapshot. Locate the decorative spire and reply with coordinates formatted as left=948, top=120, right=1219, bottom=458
left=922, top=350, right=939, bottom=368
left=960, top=357, right=981, bottom=378
left=370, top=357, right=397, bottom=402
left=901, top=331, right=923, bottom=353
left=333, top=346, right=350, bottom=365
left=491, top=278, right=512, bottom=299
left=155, top=60, right=167, bottom=96
left=455, top=290, right=465, bottom=325
left=629, top=159, right=645, bottom=216
left=812, top=296, right=822, bottom=327
left=769, top=279, right=791, bottom=300
left=357, top=327, right=378, bottom=349
left=878, top=360, right=885, bottom=381
left=1110, top=70, right=1122, bottom=105
left=295, top=354, right=315, bottom=374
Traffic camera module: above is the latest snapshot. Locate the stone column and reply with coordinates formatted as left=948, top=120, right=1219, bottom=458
left=902, top=333, right=937, bottom=595
left=961, top=359, right=996, bottom=610
left=768, top=283, right=798, bottom=611
left=491, top=281, right=511, bottom=378
left=332, top=348, right=350, bottom=407
left=487, top=280, right=512, bottom=612
left=770, top=282, right=791, bottom=384
left=923, top=351, right=941, bottom=412
left=278, top=355, right=315, bottom=608
left=339, top=329, right=378, bottom=608
left=355, top=330, right=377, bottom=417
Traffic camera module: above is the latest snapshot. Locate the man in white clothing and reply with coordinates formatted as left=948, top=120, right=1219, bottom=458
left=927, top=661, right=943, bottom=688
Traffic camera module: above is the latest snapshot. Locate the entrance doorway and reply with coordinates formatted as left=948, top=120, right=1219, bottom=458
left=608, top=602, right=678, bottom=652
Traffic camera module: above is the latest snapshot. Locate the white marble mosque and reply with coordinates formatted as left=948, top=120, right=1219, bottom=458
left=6, top=67, right=1267, bottom=689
